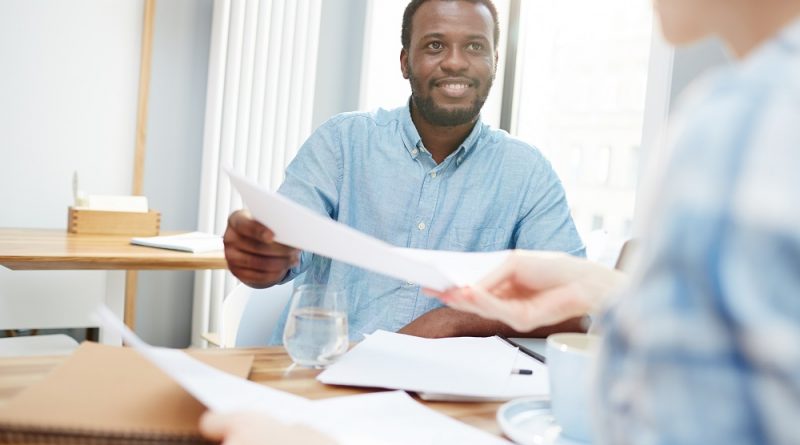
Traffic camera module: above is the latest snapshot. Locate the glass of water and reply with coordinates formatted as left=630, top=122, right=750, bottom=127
left=283, top=284, right=349, bottom=368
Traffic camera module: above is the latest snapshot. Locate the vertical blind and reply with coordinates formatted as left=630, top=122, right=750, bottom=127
left=192, top=0, right=322, bottom=346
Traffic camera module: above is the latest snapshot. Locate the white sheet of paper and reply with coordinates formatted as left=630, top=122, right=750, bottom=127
left=93, top=307, right=514, bottom=444
left=227, top=170, right=510, bottom=291
left=392, top=247, right=510, bottom=287
left=417, top=350, right=551, bottom=401
left=309, top=391, right=511, bottom=445
left=130, top=232, right=223, bottom=253
left=317, top=330, right=549, bottom=399
left=85, top=194, right=149, bottom=213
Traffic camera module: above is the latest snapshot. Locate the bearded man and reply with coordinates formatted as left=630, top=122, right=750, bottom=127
left=223, top=0, right=585, bottom=343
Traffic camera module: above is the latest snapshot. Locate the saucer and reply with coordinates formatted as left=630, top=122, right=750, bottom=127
left=496, top=398, right=590, bottom=445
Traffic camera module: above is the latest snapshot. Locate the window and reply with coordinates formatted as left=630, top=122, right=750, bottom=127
left=511, top=0, right=654, bottom=246
left=360, top=0, right=656, bottom=255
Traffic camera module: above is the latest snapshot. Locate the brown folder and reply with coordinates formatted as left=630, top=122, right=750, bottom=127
left=0, top=342, right=254, bottom=444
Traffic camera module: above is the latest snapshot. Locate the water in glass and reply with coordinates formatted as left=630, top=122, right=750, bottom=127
left=283, top=286, right=348, bottom=368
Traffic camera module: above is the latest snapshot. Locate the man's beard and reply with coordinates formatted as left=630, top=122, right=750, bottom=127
left=408, top=69, right=493, bottom=127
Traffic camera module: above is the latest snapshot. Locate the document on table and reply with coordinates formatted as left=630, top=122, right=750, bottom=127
left=318, top=330, right=549, bottom=400
left=227, top=170, right=510, bottom=292
left=93, top=307, right=510, bottom=445
left=130, top=232, right=223, bottom=253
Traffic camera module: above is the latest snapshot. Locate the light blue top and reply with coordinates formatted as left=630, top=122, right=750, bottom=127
left=270, top=103, right=584, bottom=343
left=596, top=18, right=800, bottom=445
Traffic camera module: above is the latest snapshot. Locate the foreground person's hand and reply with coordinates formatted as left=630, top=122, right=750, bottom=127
left=428, top=251, right=627, bottom=332
left=200, top=411, right=338, bottom=445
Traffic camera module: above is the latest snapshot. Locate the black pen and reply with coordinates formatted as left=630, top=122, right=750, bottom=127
left=497, top=335, right=547, bottom=364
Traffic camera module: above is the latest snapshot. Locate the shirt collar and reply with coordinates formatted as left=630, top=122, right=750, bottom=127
left=399, top=99, right=485, bottom=166
left=741, top=15, right=800, bottom=68
left=776, top=15, right=800, bottom=52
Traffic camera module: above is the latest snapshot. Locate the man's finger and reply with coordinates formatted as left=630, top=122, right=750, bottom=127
left=228, top=211, right=275, bottom=243
left=226, top=249, right=296, bottom=273
left=226, top=231, right=298, bottom=257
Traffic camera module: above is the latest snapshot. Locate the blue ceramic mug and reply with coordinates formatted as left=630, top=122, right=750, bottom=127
left=546, top=333, right=599, bottom=442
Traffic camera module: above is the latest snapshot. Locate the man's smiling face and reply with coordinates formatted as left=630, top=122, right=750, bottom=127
left=401, top=0, right=498, bottom=127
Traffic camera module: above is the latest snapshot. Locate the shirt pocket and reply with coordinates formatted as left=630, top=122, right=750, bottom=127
left=449, top=227, right=507, bottom=251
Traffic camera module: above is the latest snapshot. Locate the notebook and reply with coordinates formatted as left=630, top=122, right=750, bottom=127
left=130, top=232, right=223, bottom=253
left=317, top=331, right=549, bottom=400
left=0, top=342, right=253, bottom=444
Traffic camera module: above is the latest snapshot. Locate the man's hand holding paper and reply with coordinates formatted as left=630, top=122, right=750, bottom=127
left=223, top=209, right=300, bottom=288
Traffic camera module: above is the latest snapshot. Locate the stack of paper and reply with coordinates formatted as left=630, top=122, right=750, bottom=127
left=131, top=231, right=223, bottom=253
left=317, top=331, right=549, bottom=400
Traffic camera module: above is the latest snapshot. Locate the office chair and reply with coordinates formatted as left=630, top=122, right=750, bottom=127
left=204, top=281, right=294, bottom=348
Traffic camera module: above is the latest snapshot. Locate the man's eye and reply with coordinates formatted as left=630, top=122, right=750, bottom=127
left=428, top=42, right=443, bottom=50
left=468, top=42, right=484, bottom=51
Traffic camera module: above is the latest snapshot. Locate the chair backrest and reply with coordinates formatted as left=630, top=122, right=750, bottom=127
left=614, top=238, right=640, bottom=272
left=218, top=284, right=253, bottom=347
left=218, top=281, right=294, bottom=347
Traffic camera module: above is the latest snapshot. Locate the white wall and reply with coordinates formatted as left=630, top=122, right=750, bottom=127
left=0, top=0, right=144, bottom=333
left=0, top=0, right=214, bottom=347
left=0, top=0, right=142, bottom=220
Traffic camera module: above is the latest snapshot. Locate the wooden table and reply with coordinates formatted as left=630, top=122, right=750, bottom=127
left=0, top=229, right=227, bottom=344
left=0, top=229, right=226, bottom=270
left=0, top=347, right=505, bottom=438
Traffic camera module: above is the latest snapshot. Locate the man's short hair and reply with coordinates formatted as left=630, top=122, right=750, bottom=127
left=401, top=0, right=500, bottom=51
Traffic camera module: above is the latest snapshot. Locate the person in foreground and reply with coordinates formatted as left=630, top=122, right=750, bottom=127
left=223, top=0, right=584, bottom=344
left=436, top=0, right=800, bottom=443
left=203, top=0, right=800, bottom=443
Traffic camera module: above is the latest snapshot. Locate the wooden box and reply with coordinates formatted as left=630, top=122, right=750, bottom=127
left=67, top=207, right=161, bottom=236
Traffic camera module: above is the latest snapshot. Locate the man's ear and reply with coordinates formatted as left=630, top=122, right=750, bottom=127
left=400, top=48, right=410, bottom=79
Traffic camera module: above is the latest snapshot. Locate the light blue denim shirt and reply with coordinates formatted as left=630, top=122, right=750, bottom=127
left=596, top=18, right=800, bottom=445
left=270, top=103, right=584, bottom=343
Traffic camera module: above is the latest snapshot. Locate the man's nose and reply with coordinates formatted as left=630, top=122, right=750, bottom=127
left=440, top=47, right=469, bottom=73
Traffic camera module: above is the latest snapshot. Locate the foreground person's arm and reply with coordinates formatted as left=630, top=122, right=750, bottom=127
left=428, top=250, right=628, bottom=332
left=200, top=411, right=338, bottom=445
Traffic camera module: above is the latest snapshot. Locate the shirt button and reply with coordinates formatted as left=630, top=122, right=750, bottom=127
left=417, top=222, right=426, bottom=230
left=430, top=171, right=437, bottom=178
left=411, top=148, right=419, bottom=156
